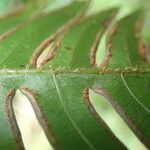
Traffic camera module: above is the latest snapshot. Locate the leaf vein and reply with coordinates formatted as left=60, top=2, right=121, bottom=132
left=52, top=71, right=96, bottom=150
left=121, top=73, right=150, bottom=114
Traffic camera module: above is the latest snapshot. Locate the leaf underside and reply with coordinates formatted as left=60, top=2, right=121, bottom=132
left=0, top=1, right=150, bottom=150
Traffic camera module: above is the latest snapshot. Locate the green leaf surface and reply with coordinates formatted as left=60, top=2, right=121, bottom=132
left=47, top=9, right=117, bottom=69
left=105, top=11, right=145, bottom=68
left=0, top=0, right=150, bottom=150
left=0, top=70, right=150, bottom=149
left=0, top=2, right=84, bottom=69
left=0, top=70, right=124, bottom=150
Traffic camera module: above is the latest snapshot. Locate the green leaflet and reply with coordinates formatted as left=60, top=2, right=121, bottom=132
left=0, top=0, right=43, bottom=35
left=0, top=70, right=150, bottom=149
left=92, top=71, right=150, bottom=147
left=0, top=71, right=122, bottom=150
left=99, top=10, right=149, bottom=68
left=47, top=9, right=117, bottom=69
left=88, top=88, right=147, bottom=150
left=0, top=0, right=150, bottom=149
left=0, top=2, right=84, bottom=68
